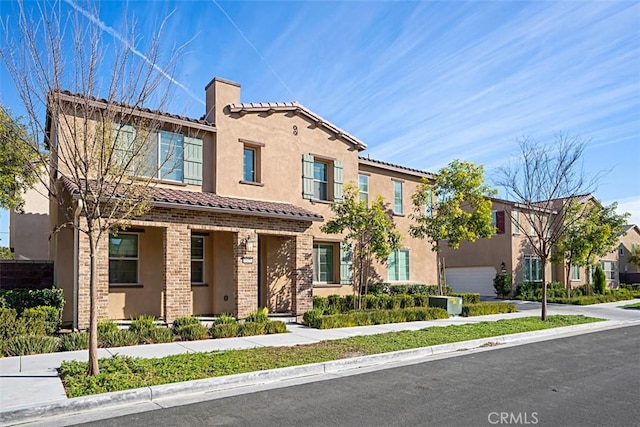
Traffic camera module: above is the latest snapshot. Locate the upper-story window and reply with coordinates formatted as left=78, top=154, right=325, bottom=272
left=302, top=154, right=343, bottom=202
left=358, top=174, right=369, bottom=205
left=113, top=124, right=203, bottom=185
left=243, top=147, right=256, bottom=182
left=393, top=180, right=403, bottom=214
left=491, top=210, right=506, bottom=234
left=512, top=210, right=520, bottom=235
left=314, top=161, right=329, bottom=200
left=239, top=139, right=264, bottom=185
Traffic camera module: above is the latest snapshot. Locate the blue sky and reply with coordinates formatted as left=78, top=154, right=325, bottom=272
left=1, top=0, right=639, bottom=246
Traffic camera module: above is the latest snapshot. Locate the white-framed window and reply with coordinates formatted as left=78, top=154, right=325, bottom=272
left=243, top=147, right=257, bottom=182
left=191, top=236, right=205, bottom=284
left=388, top=249, right=410, bottom=281
left=512, top=210, right=520, bottom=235
left=393, top=181, right=403, bottom=214
left=313, top=161, right=329, bottom=201
left=113, top=125, right=202, bottom=185
left=358, top=174, right=369, bottom=205
left=601, top=261, right=615, bottom=281
left=571, top=265, right=580, bottom=281
left=109, top=233, right=139, bottom=284
left=523, top=255, right=542, bottom=282
left=313, top=243, right=335, bottom=283
left=302, top=155, right=343, bottom=202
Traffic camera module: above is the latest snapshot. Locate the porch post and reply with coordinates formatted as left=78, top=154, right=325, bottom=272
left=76, top=223, right=109, bottom=329
left=163, top=224, right=191, bottom=323
left=293, top=233, right=313, bottom=322
left=235, top=230, right=258, bottom=319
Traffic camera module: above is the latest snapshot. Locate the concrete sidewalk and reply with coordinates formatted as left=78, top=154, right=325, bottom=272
left=1, top=299, right=639, bottom=425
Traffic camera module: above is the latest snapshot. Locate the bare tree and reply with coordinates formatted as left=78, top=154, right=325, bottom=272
left=1, top=0, right=189, bottom=375
left=495, top=134, right=601, bottom=320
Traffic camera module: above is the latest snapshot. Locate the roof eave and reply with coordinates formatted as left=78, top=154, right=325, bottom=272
left=153, top=201, right=323, bottom=222
left=358, top=158, right=435, bottom=180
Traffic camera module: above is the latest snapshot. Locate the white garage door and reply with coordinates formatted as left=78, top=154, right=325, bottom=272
left=445, top=266, right=497, bottom=296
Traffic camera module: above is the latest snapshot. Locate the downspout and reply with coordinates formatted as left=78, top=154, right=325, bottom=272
left=73, top=199, right=84, bottom=330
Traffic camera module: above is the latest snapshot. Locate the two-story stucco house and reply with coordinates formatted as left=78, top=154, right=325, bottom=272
left=11, top=77, right=438, bottom=329
left=443, top=195, right=638, bottom=296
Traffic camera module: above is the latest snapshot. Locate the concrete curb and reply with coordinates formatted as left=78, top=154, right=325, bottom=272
left=1, top=319, right=638, bottom=426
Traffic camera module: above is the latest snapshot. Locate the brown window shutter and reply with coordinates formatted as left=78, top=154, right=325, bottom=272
left=496, top=211, right=506, bottom=234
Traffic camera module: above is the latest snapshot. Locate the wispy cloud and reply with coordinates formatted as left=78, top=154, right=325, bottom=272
left=63, top=0, right=204, bottom=105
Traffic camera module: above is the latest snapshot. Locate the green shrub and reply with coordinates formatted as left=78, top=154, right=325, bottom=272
left=214, top=313, right=237, bottom=325
left=98, top=320, right=119, bottom=336
left=461, top=303, right=518, bottom=317
left=22, top=305, right=61, bottom=335
left=313, top=296, right=329, bottom=310
left=0, top=308, right=25, bottom=341
left=99, top=330, right=139, bottom=348
left=516, top=281, right=539, bottom=299
left=171, top=316, right=201, bottom=336
left=129, top=315, right=158, bottom=340
left=148, top=327, right=175, bottom=344
left=449, top=293, right=481, bottom=305
left=265, top=320, right=288, bottom=334
left=174, top=323, right=209, bottom=341
left=413, top=294, right=431, bottom=308
left=19, top=307, right=47, bottom=336
left=3, top=335, right=59, bottom=356
left=245, top=307, right=269, bottom=323
left=620, top=283, right=640, bottom=292
left=593, top=265, right=607, bottom=295
left=59, top=332, right=89, bottom=351
left=210, top=323, right=241, bottom=338
left=307, top=307, right=448, bottom=329
left=493, top=273, right=513, bottom=298
left=303, top=308, right=324, bottom=326
left=240, top=321, right=266, bottom=336
left=0, top=288, right=64, bottom=316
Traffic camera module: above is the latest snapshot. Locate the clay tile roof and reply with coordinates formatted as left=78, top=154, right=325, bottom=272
left=358, top=156, right=435, bottom=179
left=60, top=176, right=322, bottom=222
left=228, top=102, right=367, bottom=150
left=53, top=90, right=215, bottom=129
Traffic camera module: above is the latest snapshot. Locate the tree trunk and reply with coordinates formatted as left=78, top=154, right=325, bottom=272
left=565, top=262, right=571, bottom=299
left=436, top=253, right=442, bottom=296
left=87, top=231, right=100, bottom=375
left=541, top=257, right=548, bottom=321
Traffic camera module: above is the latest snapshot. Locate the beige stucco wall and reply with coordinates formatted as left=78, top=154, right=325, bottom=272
left=108, top=226, right=164, bottom=319
left=10, top=181, right=50, bottom=260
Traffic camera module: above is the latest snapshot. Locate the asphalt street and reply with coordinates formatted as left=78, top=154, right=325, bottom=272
left=77, top=325, right=640, bottom=427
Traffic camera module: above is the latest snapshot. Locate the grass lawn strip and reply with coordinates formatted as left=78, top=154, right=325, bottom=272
left=59, top=315, right=601, bottom=398
left=620, top=302, right=640, bottom=310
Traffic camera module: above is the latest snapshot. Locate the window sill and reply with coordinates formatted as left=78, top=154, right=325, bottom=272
left=393, top=213, right=405, bottom=217
left=109, top=283, right=143, bottom=288
left=239, top=180, right=265, bottom=187
left=310, top=199, right=333, bottom=205
left=313, top=283, right=347, bottom=288
left=147, top=178, right=188, bottom=187
left=191, top=283, right=209, bottom=287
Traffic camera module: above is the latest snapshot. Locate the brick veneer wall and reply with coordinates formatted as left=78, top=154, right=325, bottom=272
left=73, top=205, right=314, bottom=327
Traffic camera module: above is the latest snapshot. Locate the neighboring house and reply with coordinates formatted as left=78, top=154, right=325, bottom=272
left=8, top=180, right=50, bottom=260
left=617, top=225, right=640, bottom=275
left=443, top=195, right=636, bottom=296
left=10, top=77, right=437, bottom=328
left=442, top=197, right=553, bottom=297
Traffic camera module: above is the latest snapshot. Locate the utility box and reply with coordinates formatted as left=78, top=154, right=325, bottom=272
left=428, top=296, right=463, bottom=316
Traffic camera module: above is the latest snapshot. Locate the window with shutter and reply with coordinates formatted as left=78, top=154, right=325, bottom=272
left=333, top=160, right=343, bottom=202
left=302, top=154, right=314, bottom=199
left=184, top=136, right=203, bottom=185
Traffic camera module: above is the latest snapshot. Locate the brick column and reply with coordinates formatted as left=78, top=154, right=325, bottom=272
left=235, top=230, right=258, bottom=319
left=77, top=226, right=109, bottom=329
left=164, top=224, right=191, bottom=323
left=293, top=233, right=313, bottom=321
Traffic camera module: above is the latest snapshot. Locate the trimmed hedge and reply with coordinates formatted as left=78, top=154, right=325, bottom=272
left=517, top=288, right=638, bottom=305
left=368, top=283, right=453, bottom=296
left=0, top=288, right=64, bottom=334
left=305, top=307, right=449, bottom=329
left=462, top=303, right=517, bottom=317
left=449, top=293, right=481, bottom=305
left=314, top=292, right=481, bottom=313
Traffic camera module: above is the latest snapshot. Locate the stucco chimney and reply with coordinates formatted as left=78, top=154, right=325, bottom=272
left=204, top=77, right=241, bottom=125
